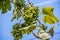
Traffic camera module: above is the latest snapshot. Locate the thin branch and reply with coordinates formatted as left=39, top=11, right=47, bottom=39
left=18, top=9, right=24, bottom=16
left=32, top=26, right=50, bottom=40
left=32, top=31, right=42, bottom=39
left=19, top=24, right=36, bottom=30
left=28, top=0, right=33, bottom=7
left=37, top=18, right=41, bottom=24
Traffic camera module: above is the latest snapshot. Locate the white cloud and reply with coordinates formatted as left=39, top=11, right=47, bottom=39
left=35, top=0, right=58, bottom=6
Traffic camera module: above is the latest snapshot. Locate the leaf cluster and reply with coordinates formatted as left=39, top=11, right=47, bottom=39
left=0, top=0, right=11, bottom=14
left=11, top=23, right=36, bottom=40
left=42, top=7, right=59, bottom=24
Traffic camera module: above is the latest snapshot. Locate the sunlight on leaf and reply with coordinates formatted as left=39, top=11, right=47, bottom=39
left=42, top=15, right=59, bottom=24
left=42, top=6, right=54, bottom=17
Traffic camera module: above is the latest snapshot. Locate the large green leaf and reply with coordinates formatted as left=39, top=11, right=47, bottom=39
left=5, top=1, right=11, bottom=10
left=42, top=15, right=59, bottom=24
left=0, top=0, right=11, bottom=14
left=2, top=6, right=7, bottom=14
left=42, top=7, right=59, bottom=24
left=42, top=7, right=54, bottom=17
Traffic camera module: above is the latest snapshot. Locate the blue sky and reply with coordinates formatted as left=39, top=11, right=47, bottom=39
left=0, top=0, right=60, bottom=40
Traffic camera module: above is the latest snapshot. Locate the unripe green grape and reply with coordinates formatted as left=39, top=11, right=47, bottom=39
left=23, top=5, right=39, bottom=26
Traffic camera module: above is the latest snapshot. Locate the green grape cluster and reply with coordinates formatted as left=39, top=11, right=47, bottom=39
left=12, top=30, right=22, bottom=40
left=11, top=23, right=27, bottom=40
left=23, top=5, right=39, bottom=26
left=11, top=4, right=39, bottom=40
left=11, top=23, right=36, bottom=40
left=11, top=23, right=22, bottom=40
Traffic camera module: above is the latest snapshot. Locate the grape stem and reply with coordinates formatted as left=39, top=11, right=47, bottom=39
left=32, top=31, right=42, bottom=39
left=19, top=24, right=36, bottom=30
left=28, top=0, right=33, bottom=7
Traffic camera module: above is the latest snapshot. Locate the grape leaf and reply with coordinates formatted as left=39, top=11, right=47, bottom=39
left=42, top=6, right=54, bottom=17
left=42, top=15, right=59, bottom=24
left=0, top=1, right=11, bottom=14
